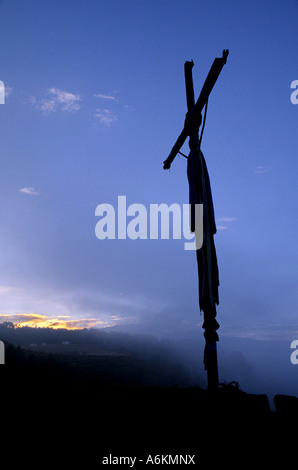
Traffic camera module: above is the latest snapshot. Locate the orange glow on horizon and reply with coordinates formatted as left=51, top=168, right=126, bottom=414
left=0, top=313, right=109, bottom=330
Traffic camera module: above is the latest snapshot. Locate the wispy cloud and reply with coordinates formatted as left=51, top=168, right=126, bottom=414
left=39, top=98, right=56, bottom=114
left=94, top=108, right=118, bottom=127
left=124, top=104, right=135, bottom=112
left=19, top=187, right=39, bottom=196
left=28, top=89, right=122, bottom=127
left=94, top=93, right=117, bottom=101
left=216, top=216, right=236, bottom=231
left=37, top=88, right=81, bottom=114
left=5, top=85, right=13, bottom=99
left=254, top=165, right=272, bottom=174
left=217, top=217, right=237, bottom=223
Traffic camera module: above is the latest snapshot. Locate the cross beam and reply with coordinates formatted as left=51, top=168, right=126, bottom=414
left=163, top=49, right=229, bottom=170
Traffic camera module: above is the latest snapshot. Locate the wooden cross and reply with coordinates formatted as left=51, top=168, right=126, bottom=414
left=163, top=50, right=229, bottom=170
left=163, top=50, right=229, bottom=392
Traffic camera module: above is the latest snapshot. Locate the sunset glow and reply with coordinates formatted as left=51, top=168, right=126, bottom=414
left=0, top=313, right=109, bottom=330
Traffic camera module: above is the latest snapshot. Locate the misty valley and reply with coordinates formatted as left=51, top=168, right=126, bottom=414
left=0, top=322, right=297, bottom=467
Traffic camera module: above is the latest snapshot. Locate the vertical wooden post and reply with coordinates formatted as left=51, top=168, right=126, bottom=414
left=184, top=60, right=219, bottom=393
left=204, top=339, right=219, bottom=391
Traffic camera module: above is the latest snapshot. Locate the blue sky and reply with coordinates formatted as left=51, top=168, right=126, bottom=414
left=0, top=0, right=297, bottom=368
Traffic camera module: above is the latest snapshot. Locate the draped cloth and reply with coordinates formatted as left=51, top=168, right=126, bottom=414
left=187, top=139, right=220, bottom=369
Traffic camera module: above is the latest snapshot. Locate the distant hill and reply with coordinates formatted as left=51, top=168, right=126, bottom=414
left=0, top=322, right=197, bottom=388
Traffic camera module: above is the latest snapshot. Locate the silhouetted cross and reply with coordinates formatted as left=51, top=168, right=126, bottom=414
left=163, top=50, right=229, bottom=392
